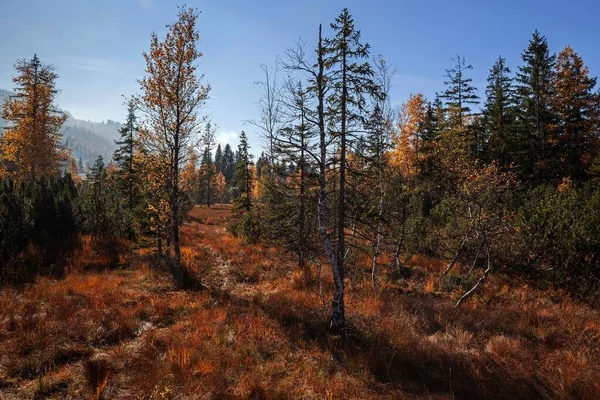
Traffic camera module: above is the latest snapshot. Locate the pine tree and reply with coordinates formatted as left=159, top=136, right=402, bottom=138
left=516, top=30, right=556, bottom=183
left=113, top=99, right=139, bottom=212
left=551, top=46, right=599, bottom=182
left=483, top=56, right=517, bottom=166
left=0, top=55, right=68, bottom=181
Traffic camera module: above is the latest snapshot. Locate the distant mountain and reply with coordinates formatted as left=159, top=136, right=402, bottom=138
left=0, top=89, right=122, bottom=168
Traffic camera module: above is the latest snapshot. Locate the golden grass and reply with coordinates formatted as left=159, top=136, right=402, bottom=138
left=0, top=204, right=599, bottom=399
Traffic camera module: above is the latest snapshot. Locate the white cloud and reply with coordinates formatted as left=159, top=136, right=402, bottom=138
left=216, top=130, right=238, bottom=148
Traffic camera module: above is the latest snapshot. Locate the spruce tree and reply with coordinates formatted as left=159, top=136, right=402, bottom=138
left=222, top=143, right=235, bottom=183
left=483, top=56, right=517, bottom=167
left=441, top=55, right=479, bottom=126
left=323, top=8, right=378, bottom=332
left=199, top=122, right=217, bottom=206
left=214, top=143, right=223, bottom=175
left=113, top=99, right=138, bottom=212
left=516, top=30, right=556, bottom=183
left=234, top=131, right=253, bottom=213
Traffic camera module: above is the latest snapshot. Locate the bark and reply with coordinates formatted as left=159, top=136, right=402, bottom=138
left=435, top=227, right=471, bottom=285
left=298, top=114, right=310, bottom=283
left=393, top=206, right=407, bottom=270
left=455, top=246, right=492, bottom=308
left=371, top=192, right=384, bottom=291
left=332, top=34, right=348, bottom=334
left=314, top=25, right=342, bottom=332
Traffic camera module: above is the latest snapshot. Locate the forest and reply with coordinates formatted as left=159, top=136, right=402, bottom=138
left=1, top=5, right=600, bottom=399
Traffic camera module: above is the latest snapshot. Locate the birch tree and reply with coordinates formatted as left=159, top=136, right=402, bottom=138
left=136, top=6, right=210, bottom=273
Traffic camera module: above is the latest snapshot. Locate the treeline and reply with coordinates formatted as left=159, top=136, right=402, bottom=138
left=231, top=10, right=600, bottom=331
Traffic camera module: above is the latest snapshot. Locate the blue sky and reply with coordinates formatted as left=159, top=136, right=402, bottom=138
left=1, top=0, right=599, bottom=151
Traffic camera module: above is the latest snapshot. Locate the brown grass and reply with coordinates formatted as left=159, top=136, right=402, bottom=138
left=0, top=204, right=599, bottom=399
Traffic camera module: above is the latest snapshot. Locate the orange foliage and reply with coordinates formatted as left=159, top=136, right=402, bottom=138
left=391, top=93, right=428, bottom=177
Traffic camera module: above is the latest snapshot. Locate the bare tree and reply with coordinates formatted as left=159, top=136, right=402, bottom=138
left=247, top=61, right=282, bottom=181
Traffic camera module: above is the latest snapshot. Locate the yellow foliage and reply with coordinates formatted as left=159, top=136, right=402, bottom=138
left=0, top=56, right=68, bottom=181
left=391, top=93, right=427, bottom=178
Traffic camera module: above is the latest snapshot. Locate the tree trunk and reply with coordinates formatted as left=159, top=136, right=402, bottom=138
left=298, top=123, right=309, bottom=284
left=172, top=129, right=182, bottom=282
left=332, top=43, right=348, bottom=334
left=371, top=189, right=384, bottom=291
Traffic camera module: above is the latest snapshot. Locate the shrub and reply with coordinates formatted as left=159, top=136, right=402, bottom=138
left=516, top=183, right=600, bottom=301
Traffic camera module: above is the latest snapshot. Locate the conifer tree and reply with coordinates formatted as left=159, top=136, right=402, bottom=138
left=113, top=99, right=139, bottom=212
left=214, top=143, right=223, bottom=175
left=483, top=56, right=517, bottom=166
left=516, top=30, right=556, bottom=182
left=441, top=55, right=479, bottom=127
left=271, top=79, right=318, bottom=283
left=234, top=131, right=253, bottom=213
left=393, top=93, right=428, bottom=177
left=199, top=122, right=217, bottom=206
left=222, top=143, right=235, bottom=183
left=551, top=46, right=599, bottom=181
left=0, top=55, right=68, bottom=181
left=323, top=8, right=378, bottom=332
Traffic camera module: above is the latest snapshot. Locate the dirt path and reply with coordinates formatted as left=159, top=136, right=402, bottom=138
left=180, top=204, right=288, bottom=301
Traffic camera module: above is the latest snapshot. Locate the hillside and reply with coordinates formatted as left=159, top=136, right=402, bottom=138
left=0, top=89, right=121, bottom=166
left=0, top=205, right=598, bottom=399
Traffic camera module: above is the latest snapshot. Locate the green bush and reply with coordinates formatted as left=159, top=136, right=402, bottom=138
left=516, top=183, right=600, bottom=300
left=0, top=175, right=79, bottom=283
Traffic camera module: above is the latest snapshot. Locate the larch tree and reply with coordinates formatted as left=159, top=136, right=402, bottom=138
left=323, top=8, right=377, bottom=332
left=136, top=6, right=210, bottom=272
left=393, top=93, right=428, bottom=177
left=0, top=55, right=68, bottom=181
left=551, top=45, right=598, bottom=182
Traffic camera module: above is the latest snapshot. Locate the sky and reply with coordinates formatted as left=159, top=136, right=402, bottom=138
left=1, top=0, right=599, bottom=152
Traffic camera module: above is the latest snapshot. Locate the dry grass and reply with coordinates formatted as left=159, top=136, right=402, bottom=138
left=0, top=204, right=599, bottom=399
